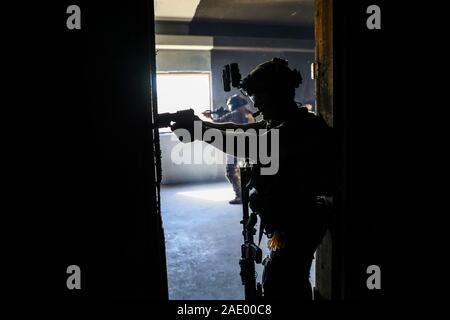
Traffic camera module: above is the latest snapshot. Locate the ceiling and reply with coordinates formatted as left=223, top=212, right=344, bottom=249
left=154, top=0, right=201, bottom=22
left=155, top=0, right=314, bottom=27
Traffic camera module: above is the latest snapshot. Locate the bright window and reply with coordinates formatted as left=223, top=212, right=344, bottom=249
left=156, top=73, right=211, bottom=132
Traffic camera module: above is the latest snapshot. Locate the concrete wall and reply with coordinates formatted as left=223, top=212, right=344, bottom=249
left=159, top=134, right=227, bottom=184
left=156, top=49, right=210, bottom=72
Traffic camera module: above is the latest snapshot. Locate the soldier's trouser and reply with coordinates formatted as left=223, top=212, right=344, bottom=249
left=225, top=163, right=241, bottom=198
left=262, top=247, right=314, bottom=300
left=261, top=197, right=331, bottom=300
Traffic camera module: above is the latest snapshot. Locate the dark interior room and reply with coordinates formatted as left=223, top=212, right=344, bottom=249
left=13, top=0, right=449, bottom=313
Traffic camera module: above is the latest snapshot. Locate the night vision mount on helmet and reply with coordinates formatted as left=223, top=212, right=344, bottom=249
left=222, top=58, right=303, bottom=96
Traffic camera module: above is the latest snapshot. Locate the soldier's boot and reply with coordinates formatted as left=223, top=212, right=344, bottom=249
left=229, top=179, right=242, bottom=204
left=227, top=165, right=242, bottom=204
left=229, top=196, right=242, bottom=205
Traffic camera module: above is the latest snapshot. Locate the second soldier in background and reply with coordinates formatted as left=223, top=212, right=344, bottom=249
left=203, top=94, right=255, bottom=204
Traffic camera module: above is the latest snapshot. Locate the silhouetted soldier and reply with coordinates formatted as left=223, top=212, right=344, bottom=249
left=171, top=58, right=336, bottom=300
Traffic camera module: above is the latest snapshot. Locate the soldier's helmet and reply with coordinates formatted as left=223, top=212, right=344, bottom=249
left=240, top=58, right=302, bottom=96
left=226, top=94, right=248, bottom=111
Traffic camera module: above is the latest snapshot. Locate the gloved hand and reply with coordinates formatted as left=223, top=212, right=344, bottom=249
left=267, top=231, right=284, bottom=251
left=170, top=114, right=202, bottom=143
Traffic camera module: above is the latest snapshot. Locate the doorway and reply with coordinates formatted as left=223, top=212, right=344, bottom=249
left=152, top=0, right=331, bottom=300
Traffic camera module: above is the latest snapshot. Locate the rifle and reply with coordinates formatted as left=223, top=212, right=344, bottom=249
left=239, top=160, right=263, bottom=300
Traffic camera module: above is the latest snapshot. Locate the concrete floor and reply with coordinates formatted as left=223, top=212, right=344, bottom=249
left=160, top=181, right=315, bottom=300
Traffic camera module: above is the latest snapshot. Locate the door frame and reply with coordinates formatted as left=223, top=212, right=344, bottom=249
left=314, top=0, right=342, bottom=300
